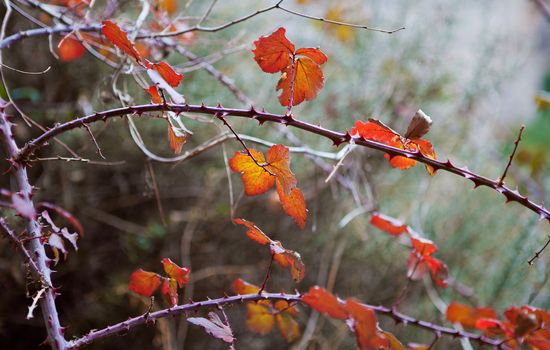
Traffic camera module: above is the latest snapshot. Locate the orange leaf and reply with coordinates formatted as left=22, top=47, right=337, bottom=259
left=232, top=278, right=260, bottom=295
left=446, top=302, right=497, bottom=329
left=246, top=303, right=275, bottom=335
left=370, top=212, right=409, bottom=236
left=296, top=47, right=328, bottom=64
left=276, top=312, right=301, bottom=342
left=301, top=286, right=348, bottom=320
left=229, top=149, right=274, bottom=196
left=410, top=235, right=438, bottom=256
left=277, top=57, right=325, bottom=107
left=168, top=123, right=187, bottom=154
left=266, top=144, right=296, bottom=195
left=276, top=183, right=307, bottom=229
left=161, top=278, right=178, bottom=306
left=351, top=119, right=400, bottom=144
left=157, top=0, right=177, bottom=15
left=101, top=20, right=143, bottom=63
left=145, top=85, right=162, bottom=103
left=234, top=218, right=271, bottom=245
left=58, top=36, right=85, bottom=61
left=252, top=27, right=295, bottom=73
left=276, top=249, right=305, bottom=283
left=152, top=61, right=183, bottom=87
left=129, top=269, right=162, bottom=297
left=161, top=258, right=190, bottom=288
left=345, top=298, right=389, bottom=349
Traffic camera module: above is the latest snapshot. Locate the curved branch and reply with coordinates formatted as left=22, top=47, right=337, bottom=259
left=14, top=102, right=550, bottom=227
left=66, top=292, right=502, bottom=349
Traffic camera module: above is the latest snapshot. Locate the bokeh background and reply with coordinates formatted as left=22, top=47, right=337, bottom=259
left=1, top=0, right=549, bottom=349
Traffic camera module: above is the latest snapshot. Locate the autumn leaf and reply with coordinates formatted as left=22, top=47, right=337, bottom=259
left=407, top=235, right=448, bottom=287
left=161, top=278, right=178, bottom=306
left=232, top=278, right=260, bottom=295
left=129, top=269, right=162, bottom=297
left=446, top=302, right=497, bottom=329
left=145, top=85, right=162, bottom=103
left=157, top=0, right=177, bottom=15
left=152, top=61, right=183, bottom=87
left=253, top=27, right=327, bottom=107
left=234, top=218, right=271, bottom=245
left=370, top=212, right=409, bottom=236
left=352, top=110, right=437, bottom=175
left=345, top=298, right=389, bottom=350
left=167, top=123, right=187, bottom=154
left=161, top=258, right=190, bottom=288
left=276, top=311, right=301, bottom=342
left=58, top=36, right=86, bottom=61
left=277, top=57, right=325, bottom=108
left=234, top=219, right=305, bottom=282
left=229, top=149, right=274, bottom=196
left=246, top=303, right=275, bottom=334
left=229, top=144, right=307, bottom=228
left=101, top=20, right=143, bottom=63
left=252, top=27, right=295, bottom=73
left=187, top=312, right=234, bottom=344
left=301, top=286, right=348, bottom=320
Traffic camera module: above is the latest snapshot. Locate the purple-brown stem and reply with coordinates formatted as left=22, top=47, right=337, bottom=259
left=66, top=292, right=504, bottom=349
left=13, top=102, right=550, bottom=228
left=497, top=125, right=524, bottom=186
left=258, top=253, right=275, bottom=295
left=0, top=100, right=67, bottom=350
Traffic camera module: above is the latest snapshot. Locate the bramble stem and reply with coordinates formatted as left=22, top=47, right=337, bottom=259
left=13, top=102, right=550, bottom=229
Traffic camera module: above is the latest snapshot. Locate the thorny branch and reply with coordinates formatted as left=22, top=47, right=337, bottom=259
left=13, top=102, right=550, bottom=229
left=66, top=292, right=504, bottom=349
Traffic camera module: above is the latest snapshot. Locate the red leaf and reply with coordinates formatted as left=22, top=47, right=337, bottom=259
left=161, top=278, right=178, bottom=306
left=167, top=123, right=187, bottom=154
left=446, top=302, right=497, bottom=329
left=252, top=27, right=295, bottom=73
left=345, top=298, right=389, bottom=349
left=129, top=269, right=162, bottom=297
left=161, top=258, right=190, bottom=288
left=370, top=212, right=408, bottom=236
left=58, top=36, right=85, bottom=61
left=187, top=312, right=234, bottom=343
left=295, top=47, right=328, bottom=64
left=276, top=182, right=307, bottom=229
left=410, top=235, right=438, bottom=256
left=234, top=218, right=271, bottom=245
left=152, top=61, right=183, bottom=87
left=352, top=114, right=437, bottom=175
left=301, top=286, right=348, bottom=320
left=101, top=20, right=143, bottom=63
left=277, top=57, right=325, bottom=107
left=145, top=85, right=162, bottom=103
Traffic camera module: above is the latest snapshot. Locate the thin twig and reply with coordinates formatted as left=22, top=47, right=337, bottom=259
left=497, top=125, right=525, bottom=186
left=83, top=123, right=106, bottom=159
left=215, top=113, right=274, bottom=176
left=258, top=254, right=275, bottom=295
left=145, top=159, right=167, bottom=227
left=528, top=234, right=550, bottom=265
left=277, top=3, right=405, bottom=34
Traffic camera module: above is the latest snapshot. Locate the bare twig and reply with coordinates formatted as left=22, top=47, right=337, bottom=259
left=528, top=234, right=550, bottom=265
left=497, top=125, right=525, bottom=186
left=258, top=254, right=275, bottom=295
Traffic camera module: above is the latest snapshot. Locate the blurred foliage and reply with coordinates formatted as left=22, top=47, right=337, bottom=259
left=0, top=0, right=549, bottom=349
